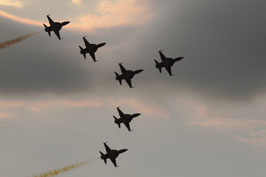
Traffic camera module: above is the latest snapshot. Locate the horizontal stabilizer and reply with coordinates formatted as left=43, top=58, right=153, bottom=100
left=99, top=151, right=107, bottom=164
left=154, top=60, right=162, bottom=73
left=113, top=116, right=121, bottom=128
left=114, top=72, right=122, bottom=85
left=43, top=24, right=51, bottom=36
left=113, top=116, right=118, bottom=121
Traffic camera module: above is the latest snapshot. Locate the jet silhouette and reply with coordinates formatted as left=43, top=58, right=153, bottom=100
left=115, top=63, right=143, bottom=88
left=154, top=50, right=184, bottom=76
left=79, top=36, right=106, bottom=62
left=113, top=107, right=141, bottom=132
left=100, top=142, right=128, bottom=167
left=43, top=15, right=70, bottom=40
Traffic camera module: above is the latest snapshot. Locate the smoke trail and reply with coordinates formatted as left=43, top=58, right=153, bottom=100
left=33, top=158, right=99, bottom=177
left=0, top=32, right=40, bottom=49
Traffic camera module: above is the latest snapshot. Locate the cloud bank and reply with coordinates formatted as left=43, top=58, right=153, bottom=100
left=0, top=0, right=22, bottom=7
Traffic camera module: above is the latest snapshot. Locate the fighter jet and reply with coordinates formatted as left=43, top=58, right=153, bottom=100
left=79, top=36, right=106, bottom=62
left=115, top=63, right=143, bottom=88
left=43, top=15, right=70, bottom=40
left=99, top=142, right=128, bottom=167
left=113, top=107, right=141, bottom=132
left=154, top=50, right=184, bottom=76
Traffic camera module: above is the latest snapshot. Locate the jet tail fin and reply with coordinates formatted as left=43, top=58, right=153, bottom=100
left=79, top=46, right=86, bottom=59
left=113, top=116, right=121, bottom=128
left=43, top=24, right=51, bottom=36
left=115, top=72, right=122, bottom=85
left=154, top=60, right=162, bottom=73
left=99, top=151, right=107, bottom=164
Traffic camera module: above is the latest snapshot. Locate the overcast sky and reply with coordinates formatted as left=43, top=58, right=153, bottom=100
left=1, top=0, right=266, bottom=177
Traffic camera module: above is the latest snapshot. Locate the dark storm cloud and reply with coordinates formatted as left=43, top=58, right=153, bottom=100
left=127, top=0, right=266, bottom=101
left=0, top=15, right=143, bottom=97
left=0, top=0, right=266, bottom=101
left=0, top=19, right=93, bottom=96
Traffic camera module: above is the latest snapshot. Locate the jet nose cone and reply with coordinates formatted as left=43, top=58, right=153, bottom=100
left=176, top=57, right=184, bottom=60
left=119, top=149, right=128, bottom=154
left=135, top=69, right=143, bottom=74
left=97, top=43, right=106, bottom=48
left=62, top=21, right=70, bottom=26
left=132, top=113, right=141, bottom=117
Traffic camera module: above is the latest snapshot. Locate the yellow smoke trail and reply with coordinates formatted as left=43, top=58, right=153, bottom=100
left=33, top=158, right=99, bottom=177
left=0, top=32, right=40, bottom=49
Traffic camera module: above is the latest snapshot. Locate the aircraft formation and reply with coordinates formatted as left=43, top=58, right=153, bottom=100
left=43, top=15, right=185, bottom=167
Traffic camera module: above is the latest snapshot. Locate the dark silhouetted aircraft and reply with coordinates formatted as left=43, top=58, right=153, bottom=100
left=115, top=63, right=143, bottom=88
left=113, top=107, right=141, bottom=132
left=79, top=36, right=106, bottom=62
left=43, top=15, right=70, bottom=40
left=100, top=142, right=128, bottom=167
left=154, top=50, right=184, bottom=76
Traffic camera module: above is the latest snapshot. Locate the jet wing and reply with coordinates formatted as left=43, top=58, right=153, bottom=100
left=165, top=66, right=172, bottom=76
left=53, top=30, right=61, bottom=40
left=117, top=107, right=124, bottom=117
left=159, top=50, right=167, bottom=61
left=89, top=52, right=96, bottom=62
left=110, top=157, right=117, bottom=167
left=124, top=122, right=131, bottom=132
left=47, top=15, right=55, bottom=25
left=83, top=37, right=90, bottom=47
left=125, top=78, right=133, bottom=88
left=104, top=143, right=111, bottom=153
left=119, top=63, right=127, bottom=73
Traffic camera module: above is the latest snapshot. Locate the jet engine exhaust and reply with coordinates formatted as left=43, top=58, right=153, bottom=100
left=0, top=32, right=40, bottom=49
left=33, top=158, right=99, bottom=177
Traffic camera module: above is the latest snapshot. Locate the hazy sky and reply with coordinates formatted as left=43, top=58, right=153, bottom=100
left=1, top=0, right=266, bottom=177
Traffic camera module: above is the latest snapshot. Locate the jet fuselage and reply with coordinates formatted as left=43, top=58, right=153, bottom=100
left=115, top=113, right=140, bottom=124
left=116, top=69, right=143, bottom=81
left=79, top=42, right=106, bottom=61
left=45, top=21, right=70, bottom=32
left=100, top=149, right=128, bottom=161
left=156, top=58, right=174, bottom=68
